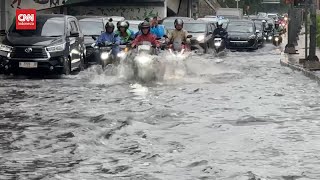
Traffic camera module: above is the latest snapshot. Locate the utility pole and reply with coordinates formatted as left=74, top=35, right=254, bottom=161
left=284, top=3, right=297, bottom=54
left=304, top=0, right=320, bottom=70
left=235, top=0, right=240, bottom=9
left=304, top=2, right=308, bottom=60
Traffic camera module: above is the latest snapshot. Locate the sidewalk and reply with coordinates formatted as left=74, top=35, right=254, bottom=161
left=280, top=28, right=320, bottom=82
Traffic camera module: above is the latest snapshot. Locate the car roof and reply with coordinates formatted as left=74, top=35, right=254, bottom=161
left=76, top=16, right=106, bottom=21
left=163, top=16, right=194, bottom=20
left=229, top=19, right=253, bottom=23
left=184, top=20, right=209, bottom=24
left=36, top=14, right=70, bottom=18
left=106, top=16, right=125, bottom=21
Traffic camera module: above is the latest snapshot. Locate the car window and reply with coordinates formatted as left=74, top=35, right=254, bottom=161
left=9, top=16, right=65, bottom=37
left=184, top=23, right=206, bottom=33
left=228, top=23, right=254, bottom=33
left=79, top=21, right=104, bottom=36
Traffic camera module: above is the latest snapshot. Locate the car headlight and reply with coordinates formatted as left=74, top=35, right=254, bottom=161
left=100, top=52, right=109, bottom=60
left=197, top=35, right=205, bottom=42
left=264, top=37, right=267, bottom=40
left=46, top=43, right=66, bottom=52
left=248, top=35, right=256, bottom=39
left=268, top=36, right=272, bottom=40
left=0, top=44, right=13, bottom=52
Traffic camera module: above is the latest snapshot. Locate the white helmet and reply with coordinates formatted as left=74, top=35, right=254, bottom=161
left=262, top=20, right=266, bottom=23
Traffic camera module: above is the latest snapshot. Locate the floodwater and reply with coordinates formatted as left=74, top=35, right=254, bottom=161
left=1, top=44, right=320, bottom=180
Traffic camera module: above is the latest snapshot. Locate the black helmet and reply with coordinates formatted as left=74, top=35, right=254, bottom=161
left=138, top=22, right=143, bottom=31
left=174, top=19, right=184, bottom=27
left=118, top=21, right=128, bottom=30
left=141, top=21, right=151, bottom=29
left=105, top=18, right=115, bottom=32
left=125, top=21, right=130, bottom=28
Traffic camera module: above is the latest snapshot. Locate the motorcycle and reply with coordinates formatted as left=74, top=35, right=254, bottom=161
left=93, top=41, right=116, bottom=69
left=272, top=33, right=282, bottom=46
left=130, top=41, right=163, bottom=82
left=264, top=31, right=273, bottom=42
left=164, top=35, right=192, bottom=56
left=213, top=35, right=226, bottom=54
left=117, top=42, right=132, bottom=62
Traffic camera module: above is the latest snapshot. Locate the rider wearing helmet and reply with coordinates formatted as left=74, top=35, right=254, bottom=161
left=150, top=16, right=166, bottom=38
left=213, top=20, right=227, bottom=38
left=265, top=21, right=273, bottom=33
left=125, top=21, right=136, bottom=38
left=273, top=20, right=284, bottom=34
left=96, top=18, right=120, bottom=57
left=131, top=21, right=161, bottom=48
left=116, top=21, right=134, bottom=44
left=165, top=19, right=190, bottom=45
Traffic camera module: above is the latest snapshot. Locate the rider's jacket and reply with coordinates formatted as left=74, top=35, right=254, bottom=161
left=213, top=28, right=228, bottom=37
left=96, top=32, right=120, bottom=56
left=115, top=29, right=134, bottom=44
left=167, top=29, right=189, bottom=43
left=132, top=33, right=161, bottom=47
left=151, top=25, right=166, bottom=38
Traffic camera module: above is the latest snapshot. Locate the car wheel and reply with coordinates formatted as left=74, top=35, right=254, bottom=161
left=63, top=57, right=71, bottom=75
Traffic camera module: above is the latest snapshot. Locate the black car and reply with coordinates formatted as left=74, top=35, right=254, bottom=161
left=226, top=20, right=259, bottom=50
left=0, top=14, right=85, bottom=75
left=77, top=16, right=109, bottom=66
left=185, top=21, right=215, bottom=53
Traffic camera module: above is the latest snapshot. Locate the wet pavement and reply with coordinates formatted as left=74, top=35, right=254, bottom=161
left=1, top=44, right=320, bottom=180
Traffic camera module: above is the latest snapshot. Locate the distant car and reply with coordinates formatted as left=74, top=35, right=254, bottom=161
left=184, top=21, right=215, bottom=53
left=162, top=16, right=194, bottom=32
left=0, top=14, right=85, bottom=75
left=198, top=18, right=229, bottom=29
left=267, top=13, right=279, bottom=20
left=77, top=16, right=109, bottom=66
left=226, top=20, right=259, bottom=50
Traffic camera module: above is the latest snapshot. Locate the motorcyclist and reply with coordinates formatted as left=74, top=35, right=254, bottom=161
left=273, top=21, right=284, bottom=35
left=264, top=22, right=273, bottom=33
left=165, top=19, right=191, bottom=45
left=131, top=21, right=161, bottom=48
left=116, top=21, right=134, bottom=45
left=150, top=16, right=166, bottom=38
left=96, top=19, right=120, bottom=57
left=213, top=20, right=228, bottom=38
left=125, top=21, right=136, bottom=38
left=261, top=20, right=267, bottom=31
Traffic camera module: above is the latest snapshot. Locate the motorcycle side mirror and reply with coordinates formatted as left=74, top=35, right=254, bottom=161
left=255, top=30, right=260, bottom=34
left=156, top=37, right=161, bottom=40
left=92, top=36, right=97, bottom=40
left=163, top=35, right=168, bottom=38
left=187, top=35, right=192, bottom=38
left=208, top=32, right=213, bottom=35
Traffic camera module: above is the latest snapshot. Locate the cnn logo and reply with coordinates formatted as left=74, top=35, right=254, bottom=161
left=18, top=14, right=34, bottom=22
left=16, top=9, right=36, bottom=30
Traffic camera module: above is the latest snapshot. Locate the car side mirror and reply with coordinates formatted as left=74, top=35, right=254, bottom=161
left=0, top=30, right=7, bottom=36
left=187, top=35, right=192, bottom=38
left=255, top=30, right=260, bottom=34
left=70, top=30, right=79, bottom=37
left=208, top=32, right=213, bottom=35
left=92, top=36, right=97, bottom=40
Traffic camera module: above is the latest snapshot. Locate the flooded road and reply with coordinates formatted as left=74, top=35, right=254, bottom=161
left=1, top=44, right=320, bottom=180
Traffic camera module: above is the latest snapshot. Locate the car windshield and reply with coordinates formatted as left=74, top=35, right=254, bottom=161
left=184, top=23, right=206, bottom=33
left=9, top=16, right=65, bottom=37
left=228, top=23, right=253, bottom=33
left=128, top=22, right=140, bottom=33
left=254, top=22, right=263, bottom=30
left=163, top=20, right=175, bottom=30
left=79, top=21, right=104, bottom=36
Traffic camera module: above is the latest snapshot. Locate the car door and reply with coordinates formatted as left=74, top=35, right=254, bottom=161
left=73, top=18, right=85, bottom=65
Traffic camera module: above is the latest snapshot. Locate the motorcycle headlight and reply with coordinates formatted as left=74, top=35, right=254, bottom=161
left=264, top=37, right=267, bottom=40
left=46, top=43, right=66, bottom=52
left=275, top=37, right=279, bottom=41
left=136, top=55, right=151, bottom=65
left=0, top=44, right=13, bottom=52
left=284, top=17, right=288, bottom=21
left=214, top=42, right=221, bottom=47
left=268, top=36, right=272, bottom=40
left=100, top=52, right=109, bottom=60
left=117, top=51, right=126, bottom=58
left=197, top=35, right=205, bottom=42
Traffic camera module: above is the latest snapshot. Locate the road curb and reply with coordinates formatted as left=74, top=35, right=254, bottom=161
left=280, top=55, right=320, bottom=82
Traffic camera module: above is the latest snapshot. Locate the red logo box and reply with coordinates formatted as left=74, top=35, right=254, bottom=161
left=16, top=9, right=36, bottom=30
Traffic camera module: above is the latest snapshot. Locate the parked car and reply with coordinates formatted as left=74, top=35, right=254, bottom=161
left=0, top=14, right=85, bottom=75
left=77, top=16, right=108, bottom=66
left=185, top=21, right=215, bottom=53
left=226, top=20, right=259, bottom=50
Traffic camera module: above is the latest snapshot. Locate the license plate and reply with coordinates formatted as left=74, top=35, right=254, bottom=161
left=19, top=62, right=38, bottom=68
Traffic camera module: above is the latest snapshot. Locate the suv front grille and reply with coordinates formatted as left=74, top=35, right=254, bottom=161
left=11, top=47, right=48, bottom=59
